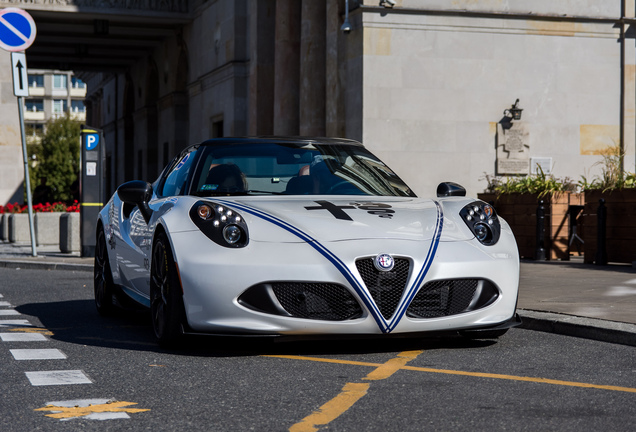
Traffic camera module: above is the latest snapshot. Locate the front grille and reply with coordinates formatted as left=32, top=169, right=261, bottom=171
left=406, top=279, right=479, bottom=319
left=355, top=258, right=410, bottom=320
left=271, top=282, right=363, bottom=321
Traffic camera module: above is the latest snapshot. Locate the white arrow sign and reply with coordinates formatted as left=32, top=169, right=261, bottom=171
left=11, top=51, right=28, bottom=97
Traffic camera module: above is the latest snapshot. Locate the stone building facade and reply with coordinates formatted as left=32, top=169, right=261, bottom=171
left=1, top=0, right=634, bottom=202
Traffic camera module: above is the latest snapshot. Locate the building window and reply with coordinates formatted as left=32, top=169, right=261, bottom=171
left=53, top=99, right=68, bottom=116
left=71, top=100, right=85, bottom=113
left=28, top=75, right=44, bottom=88
left=53, top=74, right=67, bottom=89
left=212, top=119, right=224, bottom=138
left=25, top=99, right=44, bottom=112
left=26, top=124, right=44, bottom=137
left=71, top=76, right=86, bottom=89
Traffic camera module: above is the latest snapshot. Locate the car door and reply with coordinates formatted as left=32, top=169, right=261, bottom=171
left=116, top=148, right=199, bottom=299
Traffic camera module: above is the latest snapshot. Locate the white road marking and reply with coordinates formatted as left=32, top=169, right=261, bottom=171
left=26, top=370, right=92, bottom=386
left=11, top=348, right=67, bottom=360
left=0, top=320, right=33, bottom=327
left=0, top=301, right=12, bottom=307
left=0, top=332, right=48, bottom=342
left=0, top=309, right=20, bottom=316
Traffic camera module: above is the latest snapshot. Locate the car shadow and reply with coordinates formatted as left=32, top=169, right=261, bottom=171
left=15, top=300, right=497, bottom=358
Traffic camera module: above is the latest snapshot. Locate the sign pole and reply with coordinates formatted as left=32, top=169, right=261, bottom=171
left=17, top=94, right=36, bottom=256
left=0, top=7, right=38, bottom=257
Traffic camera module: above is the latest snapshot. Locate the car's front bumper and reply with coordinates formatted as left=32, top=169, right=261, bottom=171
left=170, top=230, right=520, bottom=336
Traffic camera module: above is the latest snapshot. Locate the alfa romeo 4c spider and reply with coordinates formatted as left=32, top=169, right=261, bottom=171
left=94, top=137, right=520, bottom=346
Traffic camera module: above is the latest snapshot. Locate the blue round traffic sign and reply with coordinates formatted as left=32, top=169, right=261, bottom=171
left=0, top=8, right=36, bottom=52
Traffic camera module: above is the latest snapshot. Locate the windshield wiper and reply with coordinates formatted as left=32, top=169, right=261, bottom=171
left=245, top=190, right=283, bottom=195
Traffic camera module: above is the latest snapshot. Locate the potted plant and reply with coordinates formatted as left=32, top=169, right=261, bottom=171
left=478, top=169, right=582, bottom=260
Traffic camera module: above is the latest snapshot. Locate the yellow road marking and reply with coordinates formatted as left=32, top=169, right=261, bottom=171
left=288, top=351, right=422, bottom=432
left=263, top=354, right=380, bottom=368
left=265, top=354, right=636, bottom=394
left=9, top=327, right=53, bottom=336
left=364, top=350, right=421, bottom=381
left=35, top=401, right=150, bottom=419
left=289, top=382, right=370, bottom=432
left=400, top=365, right=636, bottom=394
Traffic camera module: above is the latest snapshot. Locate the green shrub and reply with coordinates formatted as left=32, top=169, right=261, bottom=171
left=483, top=166, right=576, bottom=198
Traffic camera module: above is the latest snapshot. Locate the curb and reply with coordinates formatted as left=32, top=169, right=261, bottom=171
left=0, top=259, right=92, bottom=273
left=518, top=309, right=636, bottom=347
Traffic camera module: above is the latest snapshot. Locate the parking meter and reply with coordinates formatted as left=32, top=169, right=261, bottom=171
left=80, top=126, right=104, bottom=257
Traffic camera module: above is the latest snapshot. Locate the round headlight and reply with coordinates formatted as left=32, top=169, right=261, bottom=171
left=474, top=222, right=490, bottom=242
left=223, top=224, right=242, bottom=244
left=197, top=204, right=212, bottom=220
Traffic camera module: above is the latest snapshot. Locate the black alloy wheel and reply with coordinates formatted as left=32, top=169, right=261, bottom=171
left=94, top=228, right=115, bottom=316
left=150, top=232, right=186, bottom=347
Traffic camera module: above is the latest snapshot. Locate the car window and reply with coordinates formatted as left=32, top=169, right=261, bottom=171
left=190, top=142, right=415, bottom=197
left=159, top=150, right=196, bottom=197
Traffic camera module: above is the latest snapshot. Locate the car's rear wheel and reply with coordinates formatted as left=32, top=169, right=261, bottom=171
left=150, top=232, right=186, bottom=347
left=94, top=228, right=115, bottom=316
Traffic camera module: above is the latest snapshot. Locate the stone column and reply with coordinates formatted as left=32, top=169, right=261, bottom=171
left=248, top=0, right=275, bottom=136
left=273, top=0, right=301, bottom=135
left=299, top=0, right=326, bottom=136
left=326, top=0, right=345, bottom=137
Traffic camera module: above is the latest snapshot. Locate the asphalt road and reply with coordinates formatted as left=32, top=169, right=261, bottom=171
left=1, top=267, right=635, bottom=431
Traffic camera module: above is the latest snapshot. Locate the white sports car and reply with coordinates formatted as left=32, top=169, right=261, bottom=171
left=95, top=137, right=520, bottom=346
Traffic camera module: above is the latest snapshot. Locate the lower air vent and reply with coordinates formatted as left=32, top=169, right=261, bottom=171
left=355, top=257, right=410, bottom=320
left=238, top=282, right=362, bottom=321
left=406, top=279, right=499, bottom=319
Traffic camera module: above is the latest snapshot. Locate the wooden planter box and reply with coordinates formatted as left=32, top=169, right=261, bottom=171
left=478, top=192, right=584, bottom=260
left=583, top=189, right=636, bottom=264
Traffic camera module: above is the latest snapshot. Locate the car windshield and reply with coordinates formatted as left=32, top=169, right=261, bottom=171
left=190, top=141, right=416, bottom=197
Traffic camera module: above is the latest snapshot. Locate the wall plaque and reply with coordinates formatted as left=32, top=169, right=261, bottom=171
left=496, top=122, right=530, bottom=175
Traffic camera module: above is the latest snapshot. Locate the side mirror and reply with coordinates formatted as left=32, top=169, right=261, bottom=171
left=437, top=182, right=466, bottom=197
left=117, top=180, right=153, bottom=224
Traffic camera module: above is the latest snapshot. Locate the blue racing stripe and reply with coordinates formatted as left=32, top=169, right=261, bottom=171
left=215, top=199, right=390, bottom=332
left=213, top=199, right=443, bottom=333
left=386, top=200, right=443, bottom=332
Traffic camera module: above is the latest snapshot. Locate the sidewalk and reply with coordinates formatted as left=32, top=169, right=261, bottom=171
left=0, top=241, right=634, bottom=346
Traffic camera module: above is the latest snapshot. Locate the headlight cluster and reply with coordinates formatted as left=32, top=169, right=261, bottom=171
left=189, top=200, right=249, bottom=248
left=459, top=201, right=500, bottom=246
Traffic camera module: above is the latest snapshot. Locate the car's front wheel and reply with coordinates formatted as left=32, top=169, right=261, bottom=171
left=150, top=232, right=186, bottom=347
left=94, top=228, right=116, bottom=316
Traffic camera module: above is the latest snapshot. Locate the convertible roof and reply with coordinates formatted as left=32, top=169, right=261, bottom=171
left=198, top=137, right=363, bottom=147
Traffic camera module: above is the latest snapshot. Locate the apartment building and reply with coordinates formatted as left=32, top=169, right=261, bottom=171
left=24, top=70, right=87, bottom=144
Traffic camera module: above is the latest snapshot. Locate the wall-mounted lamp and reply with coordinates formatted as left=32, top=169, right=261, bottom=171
left=504, top=99, right=523, bottom=120
left=341, top=0, right=351, bottom=33
left=380, top=0, right=396, bottom=7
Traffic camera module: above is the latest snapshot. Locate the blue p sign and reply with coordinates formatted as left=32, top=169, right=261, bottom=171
left=86, top=133, right=99, bottom=150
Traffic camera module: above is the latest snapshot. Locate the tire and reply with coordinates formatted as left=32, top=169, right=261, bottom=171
left=150, top=232, right=186, bottom=347
left=94, top=228, right=116, bottom=316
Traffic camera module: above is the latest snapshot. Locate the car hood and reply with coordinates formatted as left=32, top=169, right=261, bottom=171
left=219, top=197, right=471, bottom=243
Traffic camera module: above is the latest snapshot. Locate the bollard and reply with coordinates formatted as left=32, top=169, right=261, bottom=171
left=535, top=199, right=546, bottom=260
left=595, top=198, right=608, bottom=265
